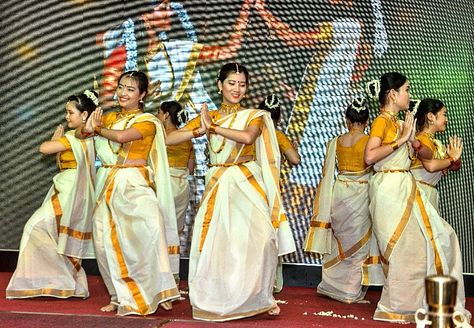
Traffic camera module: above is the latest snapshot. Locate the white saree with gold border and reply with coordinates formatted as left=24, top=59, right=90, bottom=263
left=304, top=137, right=383, bottom=304
left=169, top=167, right=190, bottom=234
left=411, top=140, right=469, bottom=321
left=370, top=142, right=468, bottom=322
left=189, top=109, right=287, bottom=322
left=93, top=113, right=179, bottom=316
left=6, top=131, right=95, bottom=299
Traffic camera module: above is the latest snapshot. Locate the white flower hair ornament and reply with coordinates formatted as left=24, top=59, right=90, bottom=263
left=176, top=108, right=188, bottom=125
left=365, top=79, right=380, bottom=100
left=264, top=94, right=280, bottom=110
left=410, top=99, right=421, bottom=116
left=351, top=97, right=367, bottom=112
left=84, top=90, right=99, bottom=106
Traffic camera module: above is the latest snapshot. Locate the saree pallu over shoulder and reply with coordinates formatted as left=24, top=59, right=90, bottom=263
left=6, top=131, right=95, bottom=299
left=370, top=144, right=469, bottom=322
left=305, top=137, right=383, bottom=304
left=93, top=113, right=180, bottom=316
left=411, top=164, right=470, bottom=321
left=133, top=113, right=179, bottom=272
left=304, top=137, right=337, bottom=254
left=95, top=113, right=179, bottom=273
left=57, top=132, right=96, bottom=259
left=208, top=109, right=295, bottom=255
left=188, top=109, right=288, bottom=321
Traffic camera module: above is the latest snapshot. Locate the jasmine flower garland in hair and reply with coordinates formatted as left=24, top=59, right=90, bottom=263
left=351, top=97, right=366, bottom=112
left=84, top=90, right=99, bottom=106
left=365, top=79, right=380, bottom=100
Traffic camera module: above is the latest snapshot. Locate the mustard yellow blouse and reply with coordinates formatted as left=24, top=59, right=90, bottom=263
left=336, top=135, right=369, bottom=172
left=167, top=140, right=194, bottom=168
left=369, top=113, right=398, bottom=144
left=411, top=133, right=438, bottom=168
left=57, top=136, right=76, bottom=170
left=102, top=111, right=156, bottom=160
left=185, top=111, right=263, bottom=159
left=276, top=130, right=293, bottom=153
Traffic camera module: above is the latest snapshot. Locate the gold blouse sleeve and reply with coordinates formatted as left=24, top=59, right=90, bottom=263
left=57, top=136, right=72, bottom=150
left=131, top=121, right=156, bottom=138
left=369, top=116, right=388, bottom=139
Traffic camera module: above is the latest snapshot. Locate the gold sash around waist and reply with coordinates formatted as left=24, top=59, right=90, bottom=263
left=208, top=159, right=253, bottom=167
left=378, top=169, right=409, bottom=173
left=101, top=164, right=146, bottom=169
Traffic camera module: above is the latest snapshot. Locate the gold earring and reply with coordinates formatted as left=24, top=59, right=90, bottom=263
left=82, top=117, right=87, bottom=123
left=218, top=89, right=222, bottom=94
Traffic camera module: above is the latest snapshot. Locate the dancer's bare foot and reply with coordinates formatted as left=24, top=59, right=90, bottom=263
left=268, top=305, right=280, bottom=316
left=160, top=301, right=173, bottom=311
left=100, top=303, right=118, bottom=312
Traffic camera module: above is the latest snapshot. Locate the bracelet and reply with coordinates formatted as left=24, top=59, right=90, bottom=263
left=390, top=141, right=399, bottom=151
left=209, top=123, right=218, bottom=134
left=192, top=127, right=202, bottom=138
left=80, top=126, right=93, bottom=137
left=94, top=126, right=102, bottom=135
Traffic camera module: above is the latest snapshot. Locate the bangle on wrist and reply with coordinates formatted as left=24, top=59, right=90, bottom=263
left=80, top=126, right=92, bottom=137
left=192, top=127, right=202, bottom=138
left=94, top=125, right=102, bottom=135
left=209, top=123, right=219, bottom=134
left=390, top=141, right=399, bottom=151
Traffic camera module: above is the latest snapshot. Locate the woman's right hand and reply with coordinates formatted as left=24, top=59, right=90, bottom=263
left=51, top=124, right=64, bottom=141
left=200, top=103, right=211, bottom=133
left=400, top=111, right=414, bottom=143
left=447, top=135, right=463, bottom=161
left=83, top=107, right=102, bottom=133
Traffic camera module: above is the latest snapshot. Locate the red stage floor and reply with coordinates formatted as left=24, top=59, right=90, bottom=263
left=0, top=272, right=472, bottom=327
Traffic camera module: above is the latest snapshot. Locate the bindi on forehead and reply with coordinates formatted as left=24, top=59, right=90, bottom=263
left=119, top=77, right=139, bottom=88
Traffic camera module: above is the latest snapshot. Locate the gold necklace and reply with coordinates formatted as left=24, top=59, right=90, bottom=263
left=219, top=103, right=241, bottom=115
left=381, top=110, right=398, bottom=124
left=209, top=112, right=238, bottom=154
left=107, top=109, right=141, bottom=155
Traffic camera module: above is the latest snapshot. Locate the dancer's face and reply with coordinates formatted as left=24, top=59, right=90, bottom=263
left=393, top=81, right=411, bottom=111
left=65, top=101, right=85, bottom=129
left=218, top=72, right=247, bottom=105
left=430, top=107, right=448, bottom=132
left=116, top=76, right=145, bottom=111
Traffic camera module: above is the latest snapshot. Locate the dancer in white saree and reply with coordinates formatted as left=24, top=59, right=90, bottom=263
left=259, top=94, right=299, bottom=293
left=157, top=101, right=194, bottom=237
left=411, top=98, right=470, bottom=321
left=79, top=71, right=179, bottom=315
left=167, top=63, right=292, bottom=321
left=304, top=98, right=383, bottom=304
left=365, top=73, right=469, bottom=323
left=7, top=90, right=97, bottom=299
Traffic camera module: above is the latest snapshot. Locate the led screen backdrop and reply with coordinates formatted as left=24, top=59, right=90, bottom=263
left=1, top=0, right=473, bottom=272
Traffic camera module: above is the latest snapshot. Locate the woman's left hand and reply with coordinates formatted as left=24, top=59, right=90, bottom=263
left=51, top=124, right=64, bottom=141
left=91, top=107, right=103, bottom=130
left=200, top=103, right=212, bottom=129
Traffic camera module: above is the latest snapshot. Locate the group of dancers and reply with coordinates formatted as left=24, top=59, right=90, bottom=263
left=5, top=63, right=471, bottom=324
